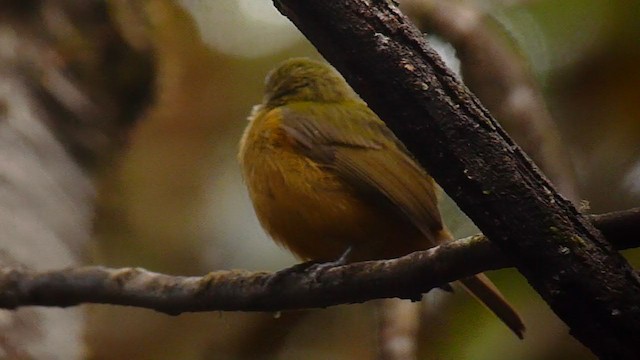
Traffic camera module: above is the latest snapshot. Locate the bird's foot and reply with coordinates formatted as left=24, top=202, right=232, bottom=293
left=304, top=247, right=352, bottom=283
left=265, top=260, right=321, bottom=288
left=308, top=247, right=352, bottom=273
left=265, top=247, right=353, bottom=287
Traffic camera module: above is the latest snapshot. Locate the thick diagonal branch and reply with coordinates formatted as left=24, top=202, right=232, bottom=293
left=272, top=1, right=640, bottom=358
left=401, top=0, right=578, bottom=202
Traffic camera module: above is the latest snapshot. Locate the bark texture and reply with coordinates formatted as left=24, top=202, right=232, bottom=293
left=273, top=1, right=640, bottom=358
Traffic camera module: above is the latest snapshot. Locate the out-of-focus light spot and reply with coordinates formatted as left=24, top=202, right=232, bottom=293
left=178, top=0, right=302, bottom=58
left=494, top=10, right=550, bottom=76
left=623, top=159, right=640, bottom=195
left=494, top=0, right=611, bottom=78
left=238, top=0, right=290, bottom=26
left=428, top=36, right=461, bottom=77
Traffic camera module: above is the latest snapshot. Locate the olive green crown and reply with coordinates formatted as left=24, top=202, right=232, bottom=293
left=264, top=58, right=358, bottom=107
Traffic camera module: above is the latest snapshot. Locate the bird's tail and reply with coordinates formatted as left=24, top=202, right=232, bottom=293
left=437, top=228, right=525, bottom=338
left=458, top=274, right=525, bottom=339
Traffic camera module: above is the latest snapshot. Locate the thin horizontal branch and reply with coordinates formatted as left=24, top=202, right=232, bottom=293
left=0, top=208, right=636, bottom=315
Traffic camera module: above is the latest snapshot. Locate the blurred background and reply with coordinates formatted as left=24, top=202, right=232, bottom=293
left=0, top=0, right=638, bottom=358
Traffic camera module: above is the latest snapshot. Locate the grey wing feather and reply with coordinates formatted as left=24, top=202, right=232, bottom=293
left=280, top=103, right=444, bottom=245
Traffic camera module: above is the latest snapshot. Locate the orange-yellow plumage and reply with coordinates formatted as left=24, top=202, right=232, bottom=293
left=240, top=107, right=429, bottom=262
left=239, top=57, right=524, bottom=338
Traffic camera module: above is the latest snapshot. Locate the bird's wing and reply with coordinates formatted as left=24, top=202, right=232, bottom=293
left=280, top=102, right=443, bottom=244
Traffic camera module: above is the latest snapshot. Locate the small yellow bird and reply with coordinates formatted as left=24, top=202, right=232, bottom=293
left=239, top=57, right=524, bottom=338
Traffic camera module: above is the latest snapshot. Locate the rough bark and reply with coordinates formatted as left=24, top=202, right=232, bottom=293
left=0, top=209, right=635, bottom=318
left=400, top=0, right=579, bottom=202
left=272, top=1, right=640, bottom=358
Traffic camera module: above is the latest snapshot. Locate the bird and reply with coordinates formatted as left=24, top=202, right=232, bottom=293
left=238, top=57, right=525, bottom=338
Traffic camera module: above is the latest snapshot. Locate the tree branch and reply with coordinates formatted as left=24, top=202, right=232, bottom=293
left=0, top=209, right=636, bottom=315
left=272, top=1, right=640, bottom=358
left=400, top=0, right=579, bottom=202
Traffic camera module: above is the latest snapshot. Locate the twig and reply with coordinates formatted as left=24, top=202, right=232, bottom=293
left=0, top=209, right=636, bottom=315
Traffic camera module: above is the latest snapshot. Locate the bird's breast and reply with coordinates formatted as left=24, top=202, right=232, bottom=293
left=239, top=108, right=425, bottom=261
